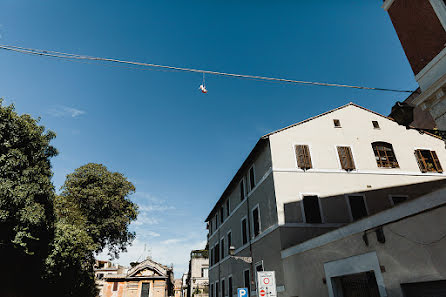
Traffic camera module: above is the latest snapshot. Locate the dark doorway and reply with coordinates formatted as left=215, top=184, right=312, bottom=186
left=332, top=271, right=380, bottom=297
left=141, top=283, right=150, bottom=297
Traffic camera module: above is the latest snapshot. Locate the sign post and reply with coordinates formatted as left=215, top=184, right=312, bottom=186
left=257, top=271, right=277, bottom=297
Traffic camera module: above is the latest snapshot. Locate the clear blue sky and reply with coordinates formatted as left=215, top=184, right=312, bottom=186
left=0, top=0, right=417, bottom=276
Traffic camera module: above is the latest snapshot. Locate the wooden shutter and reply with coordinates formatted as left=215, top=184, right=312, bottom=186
left=431, top=151, right=443, bottom=173
left=295, top=145, right=312, bottom=170
left=337, top=146, right=355, bottom=170
left=113, top=282, right=118, bottom=291
left=415, top=150, right=427, bottom=172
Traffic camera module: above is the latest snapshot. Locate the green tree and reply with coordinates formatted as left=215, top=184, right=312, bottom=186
left=46, top=163, right=138, bottom=296
left=0, top=99, right=58, bottom=295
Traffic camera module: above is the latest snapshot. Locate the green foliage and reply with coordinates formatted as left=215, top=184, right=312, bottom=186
left=0, top=100, right=139, bottom=297
left=46, top=163, right=138, bottom=296
left=0, top=99, right=58, bottom=294
left=57, top=163, right=138, bottom=257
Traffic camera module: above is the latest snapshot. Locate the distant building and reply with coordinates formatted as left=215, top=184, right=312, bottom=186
left=205, top=103, right=446, bottom=297
left=174, top=279, right=182, bottom=297
left=94, top=260, right=126, bottom=296
left=383, top=0, right=446, bottom=129
left=182, top=273, right=188, bottom=297
left=186, top=249, right=209, bottom=297
left=102, top=258, right=174, bottom=297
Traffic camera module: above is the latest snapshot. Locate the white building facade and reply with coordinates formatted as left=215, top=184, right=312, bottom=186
left=205, top=103, right=446, bottom=297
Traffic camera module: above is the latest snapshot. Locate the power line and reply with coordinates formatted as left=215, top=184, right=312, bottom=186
left=0, top=44, right=414, bottom=93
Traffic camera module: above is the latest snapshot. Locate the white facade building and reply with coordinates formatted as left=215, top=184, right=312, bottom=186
left=205, top=103, right=446, bottom=297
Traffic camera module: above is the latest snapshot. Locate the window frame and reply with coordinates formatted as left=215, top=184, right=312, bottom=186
left=241, top=216, right=248, bottom=245
left=294, top=143, right=313, bottom=170
left=227, top=230, right=232, bottom=254
left=300, top=193, right=324, bottom=224
left=372, top=120, right=380, bottom=129
left=220, top=237, right=225, bottom=259
left=243, top=269, right=251, bottom=294
left=210, top=283, right=214, bottom=297
left=371, top=142, right=399, bottom=168
left=221, top=278, right=226, bottom=297
left=240, top=178, right=246, bottom=202
left=248, top=165, right=256, bottom=192
left=345, top=194, right=369, bottom=222
left=335, top=145, right=356, bottom=171
left=113, top=282, right=119, bottom=291
left=333, top=119, right=341, bottom=128
left=215, top=281, right=219, bottom=297
left=414, top=149, right=443, bottom=173
left=388, top=194, right=409, bottom=206
left=226, top=199, right=230, bottom=217
left=251, top=204, right=261, bottom=238
left=228, top=275, right=233, bottom=297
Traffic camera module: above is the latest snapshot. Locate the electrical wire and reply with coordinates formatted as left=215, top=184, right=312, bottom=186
left=0, top=44, right=415, bottom=93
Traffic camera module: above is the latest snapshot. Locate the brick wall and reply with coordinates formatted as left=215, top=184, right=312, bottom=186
left=388, top=0, right=446, bottom=75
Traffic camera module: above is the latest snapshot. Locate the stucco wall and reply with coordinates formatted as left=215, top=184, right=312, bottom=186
left=269, top=105, right=446, bottom=225
left=281, top=201, right=446, bottom=297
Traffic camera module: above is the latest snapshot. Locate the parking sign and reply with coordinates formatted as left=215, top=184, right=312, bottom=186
left=238, top=288, right=248, bottom=297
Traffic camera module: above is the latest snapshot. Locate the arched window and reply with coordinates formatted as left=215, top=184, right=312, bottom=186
left=372, top=142, right=399, bottom=168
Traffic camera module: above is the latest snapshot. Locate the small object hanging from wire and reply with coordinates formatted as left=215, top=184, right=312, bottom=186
left=199, top=73, right=208, bottom=93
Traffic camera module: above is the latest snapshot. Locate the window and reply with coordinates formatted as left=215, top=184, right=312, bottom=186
left=210, top=284, right=214, bottom=297
left=227, top=231, right=232, bottom=254
left=252, top=206, right=260, bottom=237
left=337, top=146, right=355, bottom=171
left=215, top=215, right=218, bottom=229
left=220, top=207, right=224, bottom=223
left=201, top=267, right=208, bottom=278
left=215, top=243, right=220, bottom=263
left=284, top=201, right=300, bottom=223
left=228, top=276, right=233, bottom=297
left=249, top=166, right=256, bottom=191
left=216, top=282, right=219, bottom=297
left=372, top=142, right=399, bottom=168
left=220, top=238, right=225, bottom=259
left=302, top=195, right=322, bottom=223
left=415, top=149, right=443, bottom=173
left=221, top=279, right=225, bottom=297
left=390, top=195, right=408, bottom=206
left=255, top=261, right=264, bottom=272
left=243, top=270, right=250, bottom=295
left=209, top=220, right=213, bottom=235
left=241, top=217, right=248, bottom=245
left=141, top=283, right=150, bottom=297
left=372, top=121, right=380, bottom=129
left=113, top=282, right=118, bottom=291
left=240, top=179, right=245, bottom=201
left=348, top=195, right=368, bottom=221
left=226, top=199, right=230, bottom=217
left=295, top=145, right=312, bottom=170
left=210, top=247, right=214, bottom=266
left=333, top=119, right=341, bottom=127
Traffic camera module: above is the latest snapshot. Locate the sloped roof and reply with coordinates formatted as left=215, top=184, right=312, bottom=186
left=204, top=102, right=441, bottom=221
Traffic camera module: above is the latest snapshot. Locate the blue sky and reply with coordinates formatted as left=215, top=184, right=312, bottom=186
left=0, top=0, right=418, bottom=276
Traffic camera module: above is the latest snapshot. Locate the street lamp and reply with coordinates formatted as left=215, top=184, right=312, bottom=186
left=228, top=246, right=252, bottom=263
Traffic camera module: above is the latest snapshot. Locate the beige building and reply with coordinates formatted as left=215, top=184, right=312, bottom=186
left=186, top=250, right=209, bottom=297
left=102, top=258, right=174, bottom=297
left=205, top=103, right=446, bottom=297
left=94, top=260, right=126, bottom=296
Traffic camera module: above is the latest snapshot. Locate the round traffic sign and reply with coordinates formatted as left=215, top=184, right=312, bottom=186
left=260, top=290, right=266, bottom=296
left=263, top=278, right=270, bottom=285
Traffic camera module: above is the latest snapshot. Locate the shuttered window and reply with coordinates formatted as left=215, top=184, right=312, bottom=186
left=337, top=146, right=355, bottom=171
left=372, top=142, right=399, bottom=168
left=252, top=207, right=260, bottom=237
left=241, top=218, right=248, bottom=245
left=240, top=179, right=245, bottom=201
left=295, top=145, right=312, bottom=170
left=113, top=282, right=118, bottom=291
left=415, top=149, right=443, bottom=173
left=228, top=277, right=233, bottom=297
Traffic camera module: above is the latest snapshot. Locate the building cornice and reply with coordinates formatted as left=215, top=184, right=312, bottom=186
left=382, top=0, right=395, bottom=11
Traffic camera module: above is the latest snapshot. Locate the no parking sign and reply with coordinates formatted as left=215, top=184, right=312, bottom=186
left=257, top=271, right=277, bottom=297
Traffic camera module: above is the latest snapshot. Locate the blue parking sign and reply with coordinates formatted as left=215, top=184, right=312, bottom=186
left=238, top=288, right=248, bottom=297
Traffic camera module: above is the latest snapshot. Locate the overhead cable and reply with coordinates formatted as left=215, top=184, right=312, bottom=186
left=0, top=44, right=414, bottom=93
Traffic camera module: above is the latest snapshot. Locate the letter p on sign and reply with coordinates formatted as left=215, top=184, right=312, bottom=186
left=238, top=288, right=248, bottom=297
